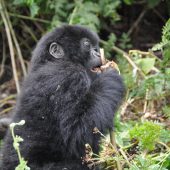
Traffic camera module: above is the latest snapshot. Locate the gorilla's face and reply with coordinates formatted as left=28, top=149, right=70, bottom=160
left=32, top=25, right=102, bottom=70
left=80, top=38, right=101, bottom=69
left=48, top=25, right=102, bottom=70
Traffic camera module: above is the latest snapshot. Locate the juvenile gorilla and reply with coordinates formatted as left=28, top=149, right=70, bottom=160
left=1, top=25, right=125, bottom=170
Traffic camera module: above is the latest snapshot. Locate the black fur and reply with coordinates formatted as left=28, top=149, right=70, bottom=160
left=1, top=25, right=125, bottom=170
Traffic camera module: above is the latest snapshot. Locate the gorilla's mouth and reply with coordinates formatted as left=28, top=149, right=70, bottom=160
left=91, top=66, right=101, bottom=72
left=86, top=55, right=102, bottom=72
left=91, top=49, right=105, bottom=72
left=91, top=63, right=102, bottom=72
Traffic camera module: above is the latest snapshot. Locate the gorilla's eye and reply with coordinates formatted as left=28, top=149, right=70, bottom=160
left=84, top=40, right=90, bottom=47
left=82, top=38, right=91, bottom=50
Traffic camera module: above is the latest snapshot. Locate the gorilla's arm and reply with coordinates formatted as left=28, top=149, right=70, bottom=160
left=59, top=69, right=125, bottom=157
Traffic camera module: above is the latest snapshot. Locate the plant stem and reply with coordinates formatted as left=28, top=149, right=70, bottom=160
left=69, top=5, right=78, bottom=25
left=127, top=9, right=147, bottom=36
left=10, top=125, right=22, bottom=163
left=112, top=46, right=146, bottom=78
left=0, top=32, right=6, bottom=77
left=21, top=20, right=38, bottom=42
left=0, top=107, right=13, bottom=115
left=0, top=95, right=16, bottom=103
left=9, top=12, right=50, bottom=23
left=0, top=0, right=20, bottom=93
left=100, top=40, right=146, bottom=78
left=109, top=130, right=122, bottom=170
left=2, top=0, right=27, bottom=76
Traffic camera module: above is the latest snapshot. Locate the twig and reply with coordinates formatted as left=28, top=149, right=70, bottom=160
left=129, top=50, right=155, bottom=58
left=69, top=0, right=84, bottom=25
left=86, top=160, right=106, bottom=169
left=0, top=31, right=6, bottom=78
left=112, top=46, right=146, bottom=78
left=101, top=40, right=160, bottom=76
left=129, top=49, right=161, bottom=61
left=0, top=100, right=15, bottom=108
left=109, top=130, right=122, bottom=170
left=69, top=5, right=78, bottom=25
left=18, top=36, right=32, bottom=51
left=2, top=0, right=27, bottom=76
left=152, top=9, right=166, bottom=23
left=21, top=20, right=38, bottom=42
left=121, top=97, right=134, bottom=116
left=117, top=143, right=140, bottom=169
left=93, top=128, right=122, bottom=169
left=159, top=151, right=170, bottom=170
left=100, top=40, right=145, bottom=78
left=129, top=50, right=160, bottom=72
left=0, top=0, right=20, bottom=93
left=127, top=9, right=147, bottom=36
left=34, top=21, right=45, bottom=33
left=143, top=89, right=149, bottom=113
left=119, top=148, right=131, bottom=167
left=0, top=107, right=13, bottom=115
left=157, top=141, right=170, bottom=150
left=0, top=95, right=16, bottom=104
left=8, top=12, right=50, bottom=23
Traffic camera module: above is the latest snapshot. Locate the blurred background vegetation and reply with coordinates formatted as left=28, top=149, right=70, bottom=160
left=0, top=0, right=170, bottom=169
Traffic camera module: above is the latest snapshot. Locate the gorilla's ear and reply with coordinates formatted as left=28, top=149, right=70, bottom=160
left=49, top=42, right=64, bottom=58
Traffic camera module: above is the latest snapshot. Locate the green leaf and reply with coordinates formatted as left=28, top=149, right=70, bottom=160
left=162, top=105, right=170, bottom=118
left=129, top=121, right=162, bottom=151
left=152, top=19, right=170, bottom=51
left=160, top=129, right=170, bottom=143
left=119, top=33, right=132, bottom=49
left=70, top=2, right=100, bottom=32
left=103, top=33, right=117, bottom=59
left=99, top=0, right=120, bottom=21
left=136, top=58, right=155, bottom=74
left=152, top=42, right=164, bottom=51
left=147, top=0, right=161, bottom=8
left=30, top=2, right=39, bottom=17
left=123, top=0, right=134, bottom=5
left=26, top=0, right=34, bottom=5
left=148, top=164, right=161, bottom=170
left=13, top=0, right=26, bottom=5
left=15, top=159, right=30, bottom=170
left=162, top=45, right=170, bottom=68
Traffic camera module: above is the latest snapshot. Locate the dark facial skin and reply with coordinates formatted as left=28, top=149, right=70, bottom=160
left=80, top=38, right=102, bottom=69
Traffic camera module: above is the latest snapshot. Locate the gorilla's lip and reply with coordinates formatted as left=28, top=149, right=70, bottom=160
left=93, top=63, right=102, bottom=68
left=91, top=68, right=100, bottom=72
left=91, top=62, right=102, bottom=72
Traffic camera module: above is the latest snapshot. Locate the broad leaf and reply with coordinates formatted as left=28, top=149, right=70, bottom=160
left=136, top=58, right=155, bottom=74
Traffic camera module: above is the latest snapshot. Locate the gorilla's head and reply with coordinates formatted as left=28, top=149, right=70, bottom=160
left=31, top=25, right=102, bottom=70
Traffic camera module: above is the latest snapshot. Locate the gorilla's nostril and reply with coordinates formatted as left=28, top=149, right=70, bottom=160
left=92, top=50, right=101, bottom=58
left=96, top=52, right=101, bottom=57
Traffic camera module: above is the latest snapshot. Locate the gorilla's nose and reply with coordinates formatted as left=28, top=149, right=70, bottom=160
left=92, top=50, right=101, bottom=58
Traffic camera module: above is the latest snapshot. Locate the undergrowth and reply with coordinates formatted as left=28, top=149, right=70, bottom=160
left=89, top=17, right=170, bottom=170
